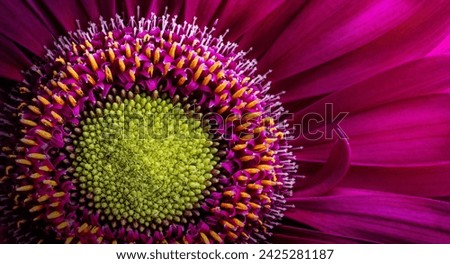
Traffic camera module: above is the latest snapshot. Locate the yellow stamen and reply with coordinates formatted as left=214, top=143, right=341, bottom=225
left=78, top=223, right=89, bottom=233
left=51, top=111, right=63, bottom=123
left=219, top=93, right=228, bottom=101
left=176, top=58, right=185, bottom=68
left=143, top=34, right=151, bottom=42
left=163, top=62, right=170, bottom=76
left=20, top=138, right=37, bottom=146
left=29, top=205, right=44, bottom=212
left=68, top=95, right=77, bottom=107
left=217, top=105, right=229, bottom=114
left=108, top=48, right=115, bottom=61
left=52, top=94, right=65, bottom=105
left=66, top=65, right=79, bottom=80
left=200, top=232, right=210, bottom=244
left=16, top=159, right=32, bottom=166
left=240, top=192, right=251, bottom=199
left=253, top=126, right=266, bottom=134
left=118, top=58, right=126, bottom=72
left=246, top=99, right=260, bottom=109
left=135, top=40, right=141, bottom=52
left=221, top=220, right=235, bottom=230
left=214, top=81, right=228, bottom=94
left=235, top=203, right=248, bottom=211
left=232, top=87, right=247, bottom=99
left=41, top=119, right=53, bottom=128
left=47, top=211, right=62, bottom=219
left=239, top=155, right=255, bottom=162
left=55, top=57, right=65, bottom=65
left=249, top=202, right=262, bottom=209
left=27, top=153, right=46, bottom=160
left=247, top=183, right=263, bottom=190
left=201, top=74, right=212, bottom=86
left=134, top=55, right=141, bottom=68
left=57, top=221, right=69, bottom=230
left=220, top=203, right=234, bottom=209
left=129, top=69, right=136, bottom=82
left=39, top=166, right=52, bottom=172
left=37, top=96, right=50, bottom=106
left=30, top=173, right=43, bottom=179
left=105, top=66, right=113, bottom=83
left=241, top=134, right=254, bottom=141
left=193, top=64, right=204, bottom=81
left=154, top=48, right=160, bottom=64
left=20, top=119, right=37, bottom=127
left=247, top=213, right=259, bottom=221
left=233, top=218, right=245, bottom=228
left=50, top=201, right=60, bottom=207
left=223, top=190, right=235, bottom=197
left=28, top=105, right=42, bottom=115
left=217, top=70, right=225, bottom=79
left=244, top=112, right=262, bottom=122
left=227, top=231, right=238, bottom=240
left=90, top=226, right=99, bottom=234
left=53, top=192, right=65, bottom=198
left=87, top=74, right=96, bottom=86
left=65, top=237, right=74, bottom=244
left=125, top=43, right=132, bottom=58
left=209, top=230, right=223, bottom=243
left=237, top=175, right=248, bottom=181
left=148, top=64, right=154, bottom=77
left=43, top=180, right=58, bottom=186
left=85, top=40, right=93, bottom=50
left=144, top=46, right=151, bottom=58
left=17, top=185, right=34, bottom=191
left=177, top=76, right=187, bottom=86
left=232, top=143, right=247, bottom=151
left=169, top=43, right=177, bottom=58
left=57, top=81, right=70, bottom=92
left=209, top=61, right=221, bottom=73
left=189, top=55, right=199, bottom=68
left=37, top=195, right=49, bottom=203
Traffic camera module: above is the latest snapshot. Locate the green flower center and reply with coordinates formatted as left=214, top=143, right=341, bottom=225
left=72, top=93, right=217, bottom=226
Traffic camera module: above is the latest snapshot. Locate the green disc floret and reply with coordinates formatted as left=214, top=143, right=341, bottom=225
left=73, top=94, right=216, bottom=225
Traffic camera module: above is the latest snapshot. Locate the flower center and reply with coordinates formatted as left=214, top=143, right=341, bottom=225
left=72, top=94, right=217, bottom=226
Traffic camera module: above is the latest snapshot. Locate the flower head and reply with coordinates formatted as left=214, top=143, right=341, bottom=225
left=1, top=12, right=295, bottom=243
left=1, top=0, right=450, bottom=244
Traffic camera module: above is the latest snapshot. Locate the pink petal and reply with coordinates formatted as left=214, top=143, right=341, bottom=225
left=183, top=0, right=222, bottom=26
left=265, top=0, right=450, bottom=100
left=212, top=0, right=282, bottom=42
left=0, top=35, right=33, bottom=80
left=294, top=136, right=350, bottom=196
left=290, top=57, right=450, bottom=121
left=0, top=1, right=58, bottom=57
left=287, top=188, right=450, bottom=243
left=341, top=164, right=450, bottom=197
left=271, top=225, right=368, bottom=243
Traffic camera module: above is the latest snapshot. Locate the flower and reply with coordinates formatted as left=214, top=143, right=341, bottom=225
left=1, top=0, right=450, bottom=243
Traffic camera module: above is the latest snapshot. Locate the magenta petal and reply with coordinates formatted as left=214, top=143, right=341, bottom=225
left=212, top=0, right=283, bottom=42
left=294, top=136, right=350, bottom=197
left=182, top=0, right=222, bottom=26
left=343, top=95, right=450, bottom=166
left=0, top=1, right=58, bottom=57
left=287, top=188, right=450, bottom=243
left=267, top=1, right=450, bottom=100
left=341, top=164, right=450, bottom=197
left=271, top=225, right=368, bottom=244
left=291, top=57, right=450, bottom=119
left=0, top=35, right=33, bottom=81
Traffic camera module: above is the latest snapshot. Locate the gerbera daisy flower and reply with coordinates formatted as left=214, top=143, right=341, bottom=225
left=1, top=0, right=450, bottom=244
